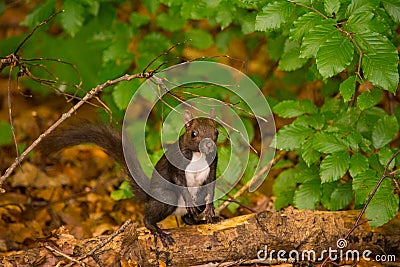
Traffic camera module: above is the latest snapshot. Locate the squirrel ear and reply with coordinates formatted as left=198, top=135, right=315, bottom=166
left=209, top=108, right=216, bottom=119
left=184, top=110, right=193, bottom=126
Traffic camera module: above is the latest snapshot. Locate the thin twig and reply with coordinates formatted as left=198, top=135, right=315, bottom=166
left=45, top=244, right=85, bottom=266
left=215, top=150, right=286, bottom=214
left=0, top=73, right=147, bottom=191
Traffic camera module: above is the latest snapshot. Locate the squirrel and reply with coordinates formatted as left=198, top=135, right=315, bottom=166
left=38, top=110, right=219, bottom=246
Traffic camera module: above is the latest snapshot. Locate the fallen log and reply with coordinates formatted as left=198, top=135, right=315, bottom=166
left=1, top=207, right=399, bottom=266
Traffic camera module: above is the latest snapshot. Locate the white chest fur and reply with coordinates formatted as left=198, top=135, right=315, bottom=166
left=185, top=152, right=210, bottom=187
left=173, top=152, right=210, bottom=216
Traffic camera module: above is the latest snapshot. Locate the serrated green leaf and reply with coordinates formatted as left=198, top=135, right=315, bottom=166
left=293, top=178, right=321, bottom=209
left=320, top=150, right=350, bottom=183
left=239, top=11, right=256, bottom=34
left=382, top=0, right=400, bottom=24
left=143, top=0, right=158, bottom=14
left=274, top=190, right=294, bottom=210
left=365, top=181, right=399, bottom=228
left=345, top=131, right=362, bottom=151
left=273, top=168, right=298, bottom=195
left=326, top=182, right=353, bottom=210
left=340, top=76, right=356, bottom=102
left=356, top=88, right=382, bottom=110
left=273, top=100, right=317, bottom=118
left=316, top=33, right=354, bottom=78
left=346, top=12, right=377, bottom=34
left=278, top=45, right=309, bottom=71
left=215, top=3, right=235, bottom=29
left=181, top=1, right=208, bottom=19
left=130, top=12, right=150, bottom=28
left=324, top=0, right=340, bottom=16
left=300, top=20, right=337, bottom=58
left=61, top=0, right=85, bottom=37
left=379, top=146, right=396, bottom=170
left=352, top=169, right=379, bottom=205
left=155, top=12, right=185, bottom=31
left=274, top=124, right=314, bottom=150
left=113, top=79, right=142, bottom=110
left=349, top=153, right=369, bottom=178
left=372, top=115, right=399, bottom=149
left=302, top=137, right=321, bottom=166
left=290, top=12, right=322, bottom=41
left=186, top=29, right=213, bottom=50
left=295, top=164, right=319, bottom=183
left=0, top=121, right=12, bottom=146
left=255, top=1, right=294, bottom=31
left=311, top=132, right=347, bottom=153
left=267, top=35, right=287, bottom=61
left=21, top=0, right=56, bottom=28
left=346, top=0, right=379, bottom=17
left=354, top=32, right=399, bottom=92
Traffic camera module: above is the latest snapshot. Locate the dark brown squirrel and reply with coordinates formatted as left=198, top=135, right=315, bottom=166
left=38, top=110, right=219, bottom=246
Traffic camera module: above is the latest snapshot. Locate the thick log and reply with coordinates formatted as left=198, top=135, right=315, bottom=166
left=1, top=208, right=399, bottom=266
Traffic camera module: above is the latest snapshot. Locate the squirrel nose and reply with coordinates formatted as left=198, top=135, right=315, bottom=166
left=199, top=138, right=216, bottom=154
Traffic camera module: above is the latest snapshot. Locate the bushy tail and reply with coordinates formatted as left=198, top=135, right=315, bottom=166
left=38, top=123, right=149, bottom=201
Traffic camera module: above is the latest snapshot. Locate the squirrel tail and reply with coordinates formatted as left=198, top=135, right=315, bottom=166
left=38, top=123, right=149, bottom=202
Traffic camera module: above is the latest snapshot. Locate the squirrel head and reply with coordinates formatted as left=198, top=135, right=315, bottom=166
left=181, top=109, right=218, bottom=154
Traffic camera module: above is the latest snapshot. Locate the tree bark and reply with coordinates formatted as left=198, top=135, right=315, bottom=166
left=1, top=207, right=399, bottom=266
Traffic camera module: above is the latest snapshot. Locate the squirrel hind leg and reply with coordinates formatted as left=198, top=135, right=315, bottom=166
left=144, top=198, right=177, bottom=246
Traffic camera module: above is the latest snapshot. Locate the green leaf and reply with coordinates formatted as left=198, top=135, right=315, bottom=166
left=21, top=0, right=56, bottom=28
left=379, top=146, right=396, bottom=170
left=111, top=181, right=134, bottom=200
left=372, top=115, right=399, bottom=149
left=273, top=100, right=317, bottom=118
left=143, top=0, right=158, bottom=14
left=339, top=76, right=356, bottom=102
left=267, top=35, right=287, bottom=61
left=320, top=150, right=350, bottom=183
left=274, top=124, right=314, bottom=150
left=329, top=182, right=353, bottom=210
left=113, top=79, right=142, bottom=110
left=346, top=0, right=379, bottom=16
left=255, top=1, right=294, bottom=31
left=295, top=164, right=320, bottom=183
left=354, top=32, right=399, bottom=92
left=349, top=153, right=369, bottom=178
left=382, top=0, right=400, bottom=24
left=181, top=1, right=208, bottom=19
left=278, top=45, right=308, bottom=71
left=290, top=12, right=323, bottom=41
left=0, top=121, right=12, bottom=146
left=352, top=169, right=379, bottom=205
left=301, top=137, right=321, bottom=166
left=129, top=12, right=150, bottom=28
left=156, top=12, right=185, bottom=31
left=61, top=0, right=85, bottom=37
left=346, top=12, right=377, bottom=34
left=311, top=132, right=347, bottom=153
left=356, top=88, right=382, bottom=111
left=293, top=178, right=321, bottom=209
left=273, top=168, right=297, bottom=195
left=365, top=181, right=399, bottom=228
left=316, top=33, right=354, bottom=78
left=324, top=0, right=340, bottom=16
left=300, top=20, right=337, bottom=58
left=186, top=29, right=213, bottom=50
left=273, top=168, right=297, bottom=208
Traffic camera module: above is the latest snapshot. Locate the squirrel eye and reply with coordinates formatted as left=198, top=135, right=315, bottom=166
left=191, top=131, right=198, bottom=138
